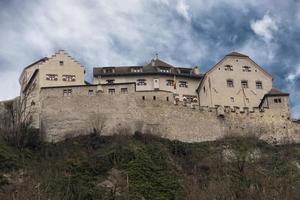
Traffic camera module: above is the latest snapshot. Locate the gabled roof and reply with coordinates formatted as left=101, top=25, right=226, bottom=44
left=225, top=52, right=249, bottom=57
left=93, top=58, right=202, bottom=79
left=266, top=88, right=289, bottom=96
left=146, top=58, right=174, bottom=68
left=258, top=88, right=289, bottom=108
left=24, top=57, right=49, bottom=70
left=208, top=51, right=272, bottom=77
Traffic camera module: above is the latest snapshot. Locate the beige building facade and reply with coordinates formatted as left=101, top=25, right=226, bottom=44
left=10, top=50, right=297, bottom=143
left=197, top=52, right=273, bottom=108
left=93, top=58, right=202, bottom=101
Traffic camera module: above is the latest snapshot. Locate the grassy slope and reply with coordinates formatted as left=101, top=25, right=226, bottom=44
left=0, top=133, right=300, bottom=200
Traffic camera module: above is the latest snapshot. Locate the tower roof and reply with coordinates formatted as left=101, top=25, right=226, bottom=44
left=226, top=52, right=249, bottom=57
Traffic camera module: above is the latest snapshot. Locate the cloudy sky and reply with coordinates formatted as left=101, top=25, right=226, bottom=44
left=0, top=0, right=299, bottom=118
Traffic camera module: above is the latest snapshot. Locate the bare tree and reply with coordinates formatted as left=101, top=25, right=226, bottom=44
left=0, top=78, right=39, bottom=148
left=89, top=112, right=107, bottom=136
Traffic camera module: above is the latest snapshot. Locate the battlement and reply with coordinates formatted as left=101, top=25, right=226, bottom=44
left=34, top=85, right=298, bottom=143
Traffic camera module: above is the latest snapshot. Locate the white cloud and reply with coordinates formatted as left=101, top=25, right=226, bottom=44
left=286, top=66, right=300, bottom=81
left=0, top=0, right=206, bottom=101
left=250, top=14, right=278, bottom=42
left=176, top=0, right=191, bottom=22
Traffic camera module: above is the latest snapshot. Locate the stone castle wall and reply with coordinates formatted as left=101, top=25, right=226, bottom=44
left=39, top=86, right=300, bottom=143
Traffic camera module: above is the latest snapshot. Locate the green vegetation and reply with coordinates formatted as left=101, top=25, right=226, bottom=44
left=0, top=132, right=300, bottom=200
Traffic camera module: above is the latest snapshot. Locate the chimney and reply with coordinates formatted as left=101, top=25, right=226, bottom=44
left=151, top=59, right=155, bottom=66
left=192, top=66, right=200, bottom=75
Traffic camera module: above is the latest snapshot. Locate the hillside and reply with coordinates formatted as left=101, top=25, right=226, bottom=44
left=0, top=133, right=300, bottom=200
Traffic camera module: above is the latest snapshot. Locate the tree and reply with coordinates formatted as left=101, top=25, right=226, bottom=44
left=0, top=78, right=40, bottom=149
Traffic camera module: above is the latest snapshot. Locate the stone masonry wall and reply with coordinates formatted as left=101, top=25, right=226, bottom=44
left=39, top=87, right=300, bottom=143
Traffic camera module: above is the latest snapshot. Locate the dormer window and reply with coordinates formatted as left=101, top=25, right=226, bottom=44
left=159, top=67, right=170, bottom=73
left=242, top=66, right=251, bottom=72
left=179, top=68, right=191, bottom=74
left=224, top=65, right=233, bottom=71
left=103, top=68, right=115, bottom=73
left=137, top=79, right=147, bottom=86
left=131, top=67, right=143, bottom=73
left=59, top=61, right=64, bottom=66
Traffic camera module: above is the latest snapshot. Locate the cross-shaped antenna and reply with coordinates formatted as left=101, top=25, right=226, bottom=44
left=155, top=52, right=159, bottom=60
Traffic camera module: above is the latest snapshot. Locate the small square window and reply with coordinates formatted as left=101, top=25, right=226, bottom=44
left=121, top=88, right=128, bottom=94
left=230, top=97, right=234, bottom=102
left=63, top=89, right=72, bottom=96
left=108, top=89, right=115, bottom=94
left=274, top=98, right=282, bottom=103
left=59, top=61, right=64, bottom=66
left=88, top=90, right=94, bottom=96
left=241, top=80, right=248, bottom=88
left=227, top=79, right=234, bottom=88
left=256, top=81, right=263, bottom=89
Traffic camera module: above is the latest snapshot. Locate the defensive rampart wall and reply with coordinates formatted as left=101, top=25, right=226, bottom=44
left=39, top=87, right=300, bottom=143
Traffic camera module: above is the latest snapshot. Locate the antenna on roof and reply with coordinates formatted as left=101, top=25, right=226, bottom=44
left=155, top=52, right=159, bottom=60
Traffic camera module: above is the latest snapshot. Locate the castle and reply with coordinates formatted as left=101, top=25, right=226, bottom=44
left=8, top=50, right=300, bottom=142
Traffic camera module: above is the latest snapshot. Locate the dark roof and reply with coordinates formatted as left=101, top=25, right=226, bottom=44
left=24, top=57, right=48, bottom=70
left=93, top=58, right=202, bottom=79
left=258, top=88, right=289, bottom=108
left=84, top=80, right=92, bottom=85
left=23, top=69, right=39, bottom=93
left=226, top=52, right=249, bottom=57
left=266, top=88, right=289, bottom=96
left=145, top=58, right=174, bottom=68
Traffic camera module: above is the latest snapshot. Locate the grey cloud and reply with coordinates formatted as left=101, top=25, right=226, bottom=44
left=0, top=0, right=299, bottom=118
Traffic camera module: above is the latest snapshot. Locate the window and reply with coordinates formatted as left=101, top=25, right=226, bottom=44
left=131, top=67, right=142, bottom=72
left=153, top=96, right=156, bottom=100
left=242, top=66, right=251, bottom=72
left=227, top=79, right=234, bottom=88
left=104, top=68, right=115, bottom=73
left=256, top=81, right=263, bottom=89
left=224, top=65, right=233, bottom=71
left=106, top=79, right=115, bottom=84
left=179, top=81, right=188, bottom=88
left=62, top=75, right=76, bottom=82
left=166, top=97, right=169, bottom=101
left=88, top=90, right=94, bottom=96
left=230, top=97, right=234, bottom=102
left=203, top=86, right=206, bottom=93
left=46, top=74, right=58, bottom=81
left=241, top=80, right=248, bottom=88
left=142, top=96, right=145, bottom=100
left=63, top=89, right=72, bottom=96
left=137, top=79, right=147, bottom=86
left=121, top=88, right=128, bottom=94
left=59, top=61, right=64, bottom=66
left=166, top=80, right=174, bottom=86
left=108, top=89, right=115, bottom=94
left=159, top=68, right=170, bottom=73
left=246, top=98, right=249, bottom=103
left=274, top=98, right=282, bottom=103
left=179, top=69, right=191, bottom=74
